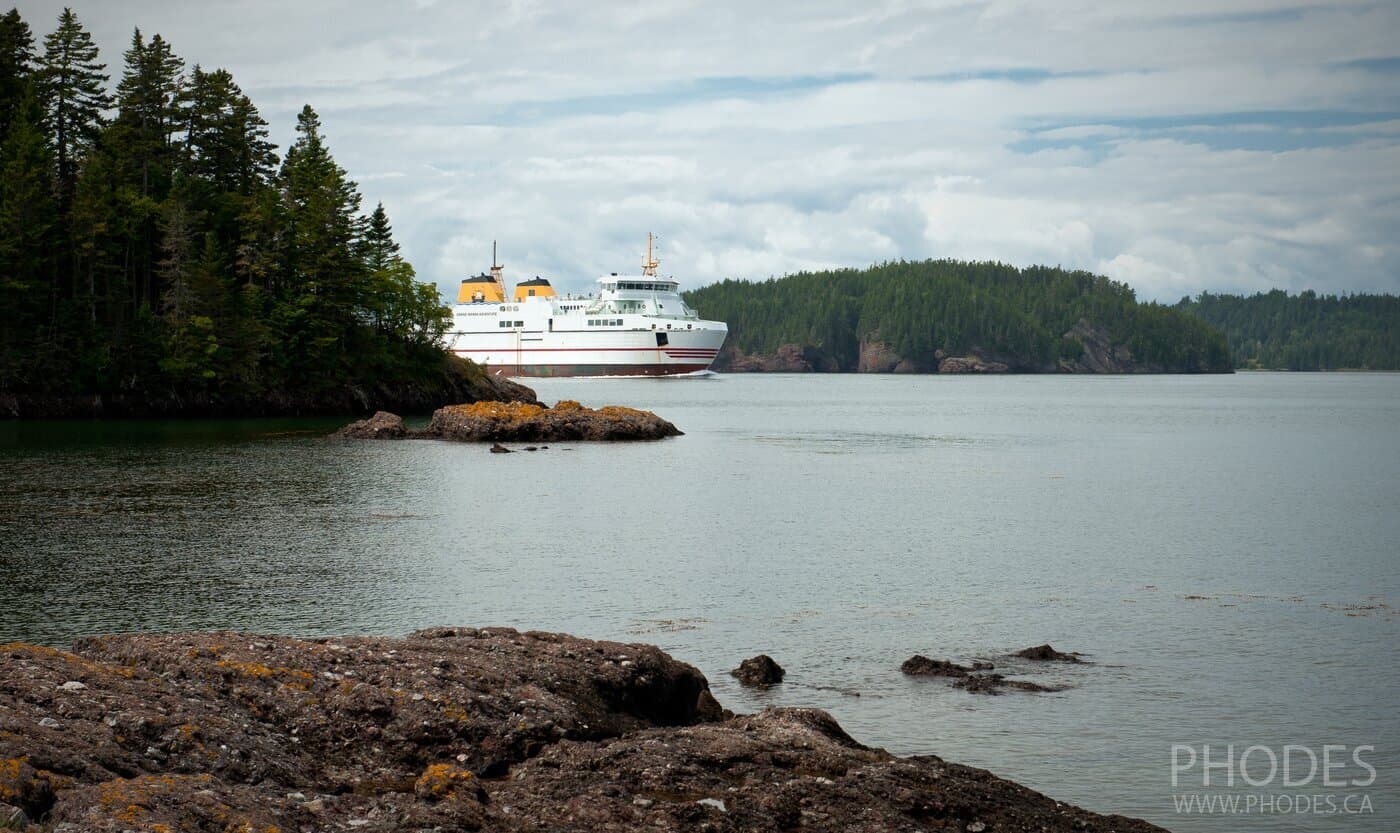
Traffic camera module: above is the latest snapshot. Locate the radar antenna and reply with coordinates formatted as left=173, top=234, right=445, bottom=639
left=490, top=240, right=504, bottom=291
left=642, top=232, right=660, bottom=277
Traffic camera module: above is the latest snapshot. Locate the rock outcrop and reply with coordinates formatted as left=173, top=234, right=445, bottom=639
left=333, top=411, right=407, bottom=439
left=1059, top=319, right=1141, bottom=373
left=0, top=630, right=1163, bottom=832
left=334, top=400, right=682, bottom=443
left=731, top=654, right=786, bottom=687
left=900, top=656, right=993, bottom=677
left=901, top=655, right=1065, bottom=695
left=856, top=338, right=901, bottom=373
left=938, top=355, right=1010, bottom=374
left=428, top=400, right=681, bottom=442
left=1015, top=644, right=1084, bottom=663
left=715, top=343, right=840, bottom=373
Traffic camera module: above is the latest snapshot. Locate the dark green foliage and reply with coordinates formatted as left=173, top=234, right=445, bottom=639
left=0, top=8, right=34, bottom=141
left=1178, top=290, right=1400, bottom=370
left=37, top=6, right=109, bottom=200
left=0, top=8, right=455, bottom=409
left=685, top=260, right=1233, bottom=372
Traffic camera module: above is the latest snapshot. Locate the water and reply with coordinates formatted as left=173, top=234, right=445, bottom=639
left=1, top=373, right=1396, bottom=831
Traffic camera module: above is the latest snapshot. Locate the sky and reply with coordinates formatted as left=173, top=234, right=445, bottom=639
left=18, top=0, right=1400, bottom=302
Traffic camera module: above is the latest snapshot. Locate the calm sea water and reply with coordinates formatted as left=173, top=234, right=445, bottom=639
left=2, top=373, right=1397, bottom=831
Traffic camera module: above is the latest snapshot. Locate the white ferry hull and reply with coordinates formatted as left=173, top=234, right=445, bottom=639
left=449, top=326, right=727, bottom=378
left=447, top=242, right=726, bottom=378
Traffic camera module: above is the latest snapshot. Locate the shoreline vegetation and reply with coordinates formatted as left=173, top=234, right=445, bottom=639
left=0, top=628, right=1165, bottom=832
left=1175, top=290, right=1400, bottom=371
left=683, top=267, right=1400, bottom=376
left=0, top=8, right=537, bottom=420
left=684, top=260, right=1235, bottom=375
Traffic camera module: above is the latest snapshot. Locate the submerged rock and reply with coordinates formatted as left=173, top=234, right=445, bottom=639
left=900, top=655, right=993, bottom=676
left=0, top=630, right=1162, bottom=832
left=902, top=655, right=1060, bottom=696
left=731, top=654, right=786, bottom=687
left=332, top=410, right=406, bottom=439
left=1015, top=644, right=1084, bottom=662
left=953, top=673, right=1065, bottom=696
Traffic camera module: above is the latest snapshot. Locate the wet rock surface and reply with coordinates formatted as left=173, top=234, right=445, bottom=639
left=730, top=654, right=786, bottom=687
left=1015, top=644, right=1085, bottom=663
left=334, top=411, right=407, bottom=439
left=900, top=656, right=994, bottom=677
left=1, top=630, right=1163, bottom=832
left=901, top=655, right=1067, bottom=696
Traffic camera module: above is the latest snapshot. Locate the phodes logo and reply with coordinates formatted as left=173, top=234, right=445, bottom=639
left=1169, top=744, right=1377, bottom=816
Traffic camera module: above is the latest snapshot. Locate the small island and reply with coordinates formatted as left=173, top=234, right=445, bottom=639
left=335, top=400, right=682, bottom=442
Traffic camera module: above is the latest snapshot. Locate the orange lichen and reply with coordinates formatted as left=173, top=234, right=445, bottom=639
left=213, top=660, right=314, bottom=686
left=0, top=642, right=136, bottom=677
left=0, top=755, right=29, bottom=803
left=440, top=401, right=545, bottom=421
left=414, top=763, right=474, bottom=801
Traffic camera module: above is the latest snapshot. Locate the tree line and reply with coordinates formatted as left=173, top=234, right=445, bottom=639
left=685, top=259, right=1233, bottom=372
left=1176, top=290, right=1400, bottom=370
left=0, top=7, right=452, bottom=408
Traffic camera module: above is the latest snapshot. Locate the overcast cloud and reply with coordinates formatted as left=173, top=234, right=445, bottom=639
left=18, top=0, right=1400, bottom=301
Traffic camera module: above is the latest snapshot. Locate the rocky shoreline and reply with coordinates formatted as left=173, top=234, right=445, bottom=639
left=0, top=357, right=536, bottom=420
left=715, top=320, right=1232, bottom=375
left=0, top=629, right=1164, bottom=832
left=335, top=400, right=682, bottom=443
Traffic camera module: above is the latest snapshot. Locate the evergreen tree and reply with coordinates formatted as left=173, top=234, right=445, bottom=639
left=361, top=202, right=399, bottom=271
left=37, top=7, right=109, bottom=202
left=182, top=66, right=275, bottom=195
left=0, top=16, right=479, bottom=410
left=0, top=86, right=54, bottom=384
left=277, top=105, right=368, bottom=381
left=0, top=7, right=35, bottom=141
left=116, top=28, right=182, bottom=197
left=108, top=28, right=185, bottom=310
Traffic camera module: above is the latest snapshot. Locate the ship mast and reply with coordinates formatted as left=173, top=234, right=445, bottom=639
left=642, top=232, right=660, bottom=277
left=490, top=240, right=505, bottom=294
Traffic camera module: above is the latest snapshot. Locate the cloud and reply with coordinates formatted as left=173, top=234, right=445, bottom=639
left=17, top=0, right=1400, bottom=302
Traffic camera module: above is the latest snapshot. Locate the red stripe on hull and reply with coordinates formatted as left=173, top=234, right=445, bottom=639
left=453, top=346, right=715, bottom=353
left=485, top=363, right=711, bottom=378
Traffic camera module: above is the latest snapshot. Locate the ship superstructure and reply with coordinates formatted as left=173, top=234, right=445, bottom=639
left=446, top=235, right=728, bottom=377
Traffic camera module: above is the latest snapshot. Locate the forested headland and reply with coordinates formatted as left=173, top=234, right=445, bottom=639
left=0, top=7, right=518, bottom=418
left=1176, top=290, right=1400, bottom=371
left=684, top=260, right=1233, bottom=374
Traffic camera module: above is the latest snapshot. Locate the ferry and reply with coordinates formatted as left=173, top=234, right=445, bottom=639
left=446, top=235, right=728, bottom=377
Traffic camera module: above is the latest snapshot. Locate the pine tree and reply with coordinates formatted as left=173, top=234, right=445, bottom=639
left=0, top=7, right=35, bottom=142
left=0, top=86, right=55, bottom=385
left=37, top=7, right=110, bottom=202
left=277, top=105, right=367, bottom=380
left=361, top=202, right=400, bottom=271
left=183, top=66, right=275, bottom=195
left=110, top=28, right=185, bottom=310
left=116, top=28, right=183, bottom=198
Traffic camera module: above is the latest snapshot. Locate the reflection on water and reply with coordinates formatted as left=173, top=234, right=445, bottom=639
left=2, top=373, right=1398, bottom=832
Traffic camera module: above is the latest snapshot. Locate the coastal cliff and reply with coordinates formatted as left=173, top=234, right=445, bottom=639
left=713, top=319, right=1214, bottom=375
left=0, top=629, right=1164, bottom=832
